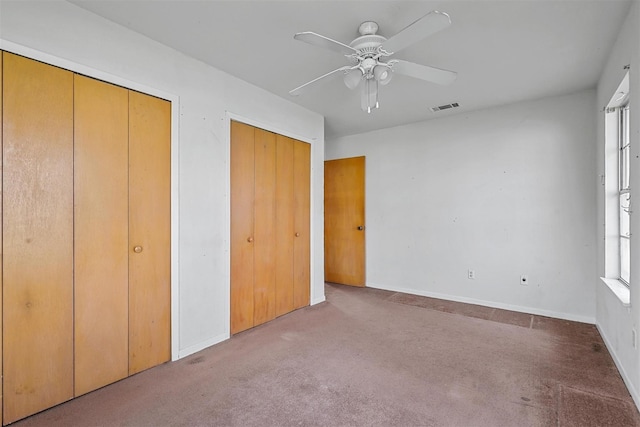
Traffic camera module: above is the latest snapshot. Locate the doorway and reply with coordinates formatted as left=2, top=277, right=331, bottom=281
left=324, top=156, right=366, bottom=286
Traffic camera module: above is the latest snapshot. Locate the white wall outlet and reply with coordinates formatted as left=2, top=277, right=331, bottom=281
left=468, top=269, right=475, bottom=279
left=520, top=275, right=529, bottom=286
left=633, top=329, right=637, bottom=349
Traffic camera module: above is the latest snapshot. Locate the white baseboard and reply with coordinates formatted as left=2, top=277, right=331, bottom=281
left=596, top=324, right=640, bottom=411
left=367, top=282, right=596, bottom=324
left=176, top=332, right=229, bottom=359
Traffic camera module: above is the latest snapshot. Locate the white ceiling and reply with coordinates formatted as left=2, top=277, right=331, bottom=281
left=69, top=0, right=631, bottom=139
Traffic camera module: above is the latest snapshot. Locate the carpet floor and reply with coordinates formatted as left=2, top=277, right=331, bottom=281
left=12, top=283, right=640, bottom=426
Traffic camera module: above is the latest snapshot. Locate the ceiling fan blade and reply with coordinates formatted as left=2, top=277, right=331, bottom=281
left=381, top=11, right=451, bottom=54
left=294, top=32, right=357, bottom=55
left=391, top=60, right=457, bottom=85
left=290, top=66, right=353, bottom=97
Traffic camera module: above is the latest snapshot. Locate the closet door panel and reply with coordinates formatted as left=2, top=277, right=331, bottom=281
left=275, top=136, right=294, bottom=316
left=74, top=75, right=129, bottom=396
left=128, top=91, right=171, bottom=375
left=0, top=51, right=3, bottom=427
left=293, top=140, right=311, bottom=309
left=2, top=52, right=74, bottom=424
left=253, top=129, right=276, bottom=326
left=230, top=120, right=256, bottom=334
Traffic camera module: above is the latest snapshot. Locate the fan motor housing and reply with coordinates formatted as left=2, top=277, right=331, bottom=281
left=349, top=34, right=386, bottom=55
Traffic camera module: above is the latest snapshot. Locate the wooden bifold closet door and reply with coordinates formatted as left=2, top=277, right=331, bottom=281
left=74, top=74, right=130, bottom=397
left=230, top=121, right=310, bottom=335
left=1, top=51, right=171, bottom=425
left=0, top=51, right=3, bottom=427
left=128, top=90, right=172, bottom=375
left=2, top=50, right=75, bottom=426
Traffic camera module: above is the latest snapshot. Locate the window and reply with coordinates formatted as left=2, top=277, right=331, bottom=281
left=619, top=103, right=630, bottom=284
left=603, top=71, right=630, bottom=297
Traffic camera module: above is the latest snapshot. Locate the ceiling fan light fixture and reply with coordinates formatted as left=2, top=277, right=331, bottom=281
left=373, top=64, right=393, bottom=85
left=344, top=69, right=363, bottom=90
left=290, top=10, right=457, bottom=112
left=361, top=78, right=379, bottom=113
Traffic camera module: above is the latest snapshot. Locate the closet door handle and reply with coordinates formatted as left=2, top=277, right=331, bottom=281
left=357, top=226, right=365, bottom=231
left=295, top=232, right=300, bottom=237
left=133, top=246, right=143, bottom=253
left=247, top=237, right=254, bottom=243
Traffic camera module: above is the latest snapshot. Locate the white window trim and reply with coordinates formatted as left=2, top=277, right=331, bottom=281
left=600, top=277, right=631, bottom=307
left=602, top=72, right=630, bottom=305
left=619, top=103, right=631, bottom=285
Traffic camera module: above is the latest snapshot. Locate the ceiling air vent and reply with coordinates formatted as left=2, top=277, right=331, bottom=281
left=430, top=102, right=460, bottom=112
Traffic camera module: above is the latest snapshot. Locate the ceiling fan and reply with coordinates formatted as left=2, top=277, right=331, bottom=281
left=289, top=11, right=457, bottom=113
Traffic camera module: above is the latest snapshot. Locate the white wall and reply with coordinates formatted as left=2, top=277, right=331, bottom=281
left=596, top=0, right=640, bottom=408
left=326, top=90, right=597, bottom=323
left=0, top=1, right=325, bottom=359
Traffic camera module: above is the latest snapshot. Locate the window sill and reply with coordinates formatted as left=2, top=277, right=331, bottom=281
left=600, top=277, right=630, bottom=307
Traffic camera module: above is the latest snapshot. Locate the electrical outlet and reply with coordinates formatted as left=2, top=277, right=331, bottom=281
left=633, top=329, right=637, bottom=349
left=520, top=275, right=528, bottom=286
left=468, top=269, right=475, bottom=280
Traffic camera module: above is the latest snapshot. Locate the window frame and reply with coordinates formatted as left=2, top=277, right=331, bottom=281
left=619, top=103, right=630, bottom=286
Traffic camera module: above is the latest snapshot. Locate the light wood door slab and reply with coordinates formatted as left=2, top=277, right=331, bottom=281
left=0, top=50, right=4, bottom=427
left=253, top=128, right=277, bottom=326
left=293, top=141, right=311, bottom=308
left=275, top=136, right=294, bottom=316
left=74, top=74, right=129, bottom=395
left=128, top=90, right=171, bottom=375
left=324, top=156, right=366, bottom=286
left=230, top=120, right=256, bottom=334
left=2, top=52, right=74, bottom=424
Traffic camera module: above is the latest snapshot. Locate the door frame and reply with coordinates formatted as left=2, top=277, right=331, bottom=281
left=0, top=40, right=182, bottom=361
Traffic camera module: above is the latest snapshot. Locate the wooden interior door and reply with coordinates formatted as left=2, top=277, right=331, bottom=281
left=230, top=120, right=256, bottom=334
left=0, top=51, right=3, bottom=427
left=2, top=52, right=74, bottom=424
left=128, top=90, right=171, bottom=375
left=275, top=135, right=294, bottom=316
left=231, top=123, right=311, bottom=333
left=74, top=75, right=129, bottom=396
left=293, top=140, right=311, bottom=308
left=324, top=156, right=366, bottom=286
left=253, top=128, right=277, bottom=326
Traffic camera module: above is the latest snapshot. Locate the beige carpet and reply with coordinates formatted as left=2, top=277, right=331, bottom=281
left=12, top=283, right=640, bottom=426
